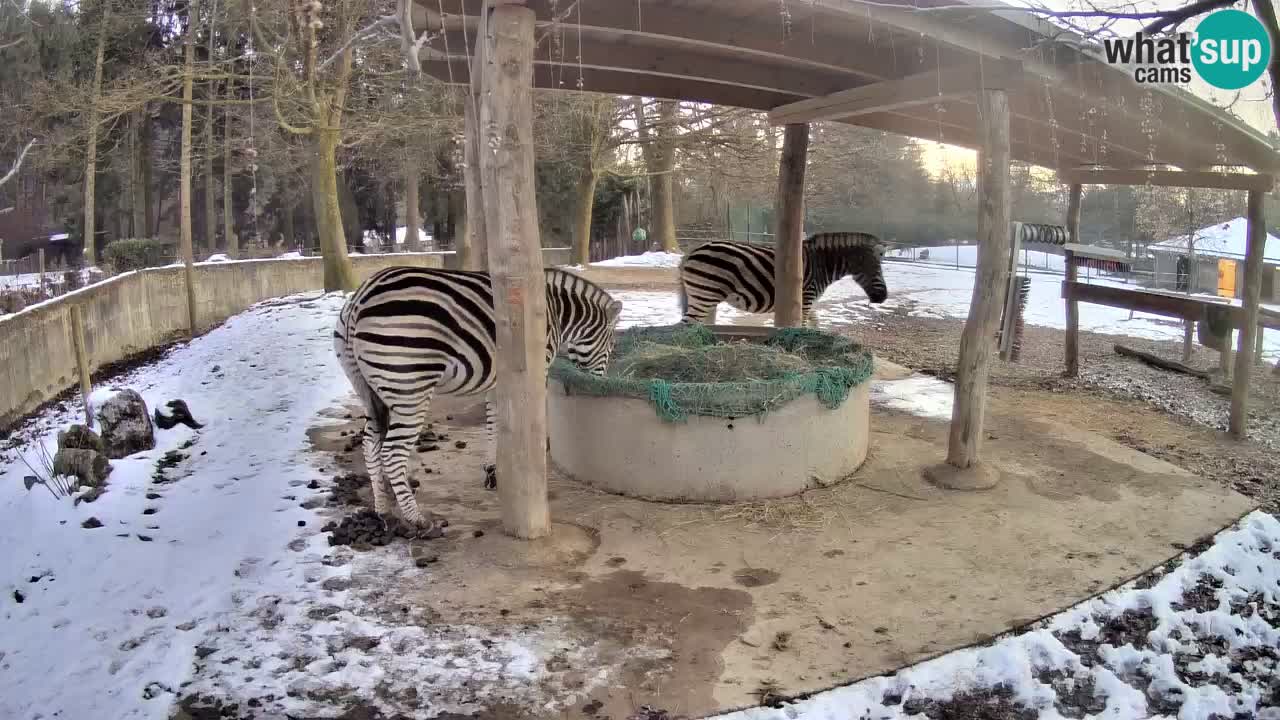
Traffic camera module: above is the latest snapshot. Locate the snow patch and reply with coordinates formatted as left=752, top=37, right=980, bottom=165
left=594, top=251, right=684, bottom=268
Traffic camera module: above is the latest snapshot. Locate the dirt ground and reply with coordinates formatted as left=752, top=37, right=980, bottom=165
left=833, top=309, right=1280, bottom=515
left=290, top=381, right=1249, bottom=719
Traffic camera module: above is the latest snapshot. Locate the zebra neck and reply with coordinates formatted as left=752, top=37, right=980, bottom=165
left=801, top=247, right=844, bottom=292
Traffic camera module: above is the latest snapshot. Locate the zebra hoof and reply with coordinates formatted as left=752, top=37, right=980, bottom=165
left=483, top=464, right=497, bottom=491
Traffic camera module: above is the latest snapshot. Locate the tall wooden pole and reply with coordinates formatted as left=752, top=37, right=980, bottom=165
left=480, top=3, right=550, bottom=540
left=773, top=123, right=809, bottom=327
left=1063, top=184, right=1082, bottom=376
left=944, top=88, right=1010, bottom=475
left=461, top=21, right=489, bottom=271
left=1229, top=189, right=1267, bottom=439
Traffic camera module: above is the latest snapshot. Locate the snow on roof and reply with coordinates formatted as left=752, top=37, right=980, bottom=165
left=1150, top=217, right=1280, bottom=262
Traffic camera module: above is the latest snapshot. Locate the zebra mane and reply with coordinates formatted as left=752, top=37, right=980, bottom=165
left=803, top=232, right=884, bottom=251
left=545, top=267, right=622, bottom=312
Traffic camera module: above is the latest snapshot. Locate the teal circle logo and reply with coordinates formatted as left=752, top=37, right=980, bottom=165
left=1192, top=9, right=1272, bottom=90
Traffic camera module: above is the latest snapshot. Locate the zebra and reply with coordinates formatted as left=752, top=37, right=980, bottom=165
left=334, top=266, right=623, bottom=529
left=678, top=232, right=888, bottom=326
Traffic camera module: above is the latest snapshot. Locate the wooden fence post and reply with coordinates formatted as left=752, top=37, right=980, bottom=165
left=773, top=123, right=809, bottom=328
left=1063, top=184, right=1082, bottom=376
left=38, top=248, right=46, bottom=295
left=69, top=305, right=94, bottom=428
left=929, top=87, right=1010, bottom=489
left=480, top=2, right=550, bottom=539
left=1229, top=189, right=1266, bottom=438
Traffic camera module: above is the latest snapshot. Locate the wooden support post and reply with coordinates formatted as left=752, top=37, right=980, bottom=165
left=1229, top=189, right=1267, bottom=439
left=37, top=248, right=46, bottom=295
left=479, top=3, right=550, bottom=540
left=1220, top=330, right=1234, bottom=380
left=1063, top=184, right=1082, bottom=376
left=934, top=88, right=1010, bottom=487
left=1256, top=324, right=1265, bottom=363
left=773, top=123, right=808, bottom=328
left=461, top=18, right=489, bottom=271
left=1183, top=321, right=1194, bottom=362
left=69, top=305, right=93, bottom=428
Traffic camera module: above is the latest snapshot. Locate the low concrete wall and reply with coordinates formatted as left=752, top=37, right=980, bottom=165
left=0, top=249, right=570, bottom=429
left=547, top=381, right=871, bottom=503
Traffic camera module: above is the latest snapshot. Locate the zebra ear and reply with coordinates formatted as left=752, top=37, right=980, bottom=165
left=606, top=299, right=624, bottom=322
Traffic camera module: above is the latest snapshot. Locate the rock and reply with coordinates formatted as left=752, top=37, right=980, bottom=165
left=82, top=517, right=103, bottom=529
left=53, top=448, right=112, bottom=488
left=98, top=390, right=155, bottom=459
left=154, top=400, right=203, bottom=431
left=58, top=424, right=104, bottom=454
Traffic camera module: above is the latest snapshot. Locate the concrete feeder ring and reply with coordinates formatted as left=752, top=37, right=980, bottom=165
left=547, top=326, right=872, bottom=504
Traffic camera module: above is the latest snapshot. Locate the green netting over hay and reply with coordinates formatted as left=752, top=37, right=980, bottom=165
left=550, top=324, right=874, bottom=423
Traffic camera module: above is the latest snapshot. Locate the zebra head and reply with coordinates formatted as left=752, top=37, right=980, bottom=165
left=807, top=232, right=889, bottom=304
left=854, top=244, right=888, bottom=304
left=560, top=297, right=624, bottom=377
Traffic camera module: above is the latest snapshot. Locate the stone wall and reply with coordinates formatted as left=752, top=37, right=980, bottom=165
left=0, top=249, right=571, bottom=429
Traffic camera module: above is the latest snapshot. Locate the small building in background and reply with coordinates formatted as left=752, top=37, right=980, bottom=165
left=1149, top=218, right=1280, bottom=302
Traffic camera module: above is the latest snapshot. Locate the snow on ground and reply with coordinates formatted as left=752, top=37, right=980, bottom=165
left=0, top=284, right=1277, bottom=718
left=1, top=266, right=104, bottom=290
left=610, top=261, right=1280, bottom=364
left=0, top=293, right=590, bottom=719
left=361, top=226, right=434, bottom=250
left=870, top=375, right=954, bottom=420
left=592, top=250, right=684, bottom=268
left=888, top=244, right=1067, bottom=273
left=717, top=510, right=1280, bottom=720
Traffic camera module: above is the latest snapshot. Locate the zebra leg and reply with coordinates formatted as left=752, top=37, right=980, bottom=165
left=483, top=394, right=497, bottom=490
left=804, top=306, right=818, bottom=328
left=381, top=393, right=437, bottom=529
left=362, top=412, right=395, bottom=518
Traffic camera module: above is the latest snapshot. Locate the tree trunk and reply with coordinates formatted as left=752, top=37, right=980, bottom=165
left=773, top=123, right=809, bottom=328
left=223, top=104, right=236, bottom=257
left=945, top=88, right=1011, bottom=473
left=311, top=130, right=355, bottom=291
left=141, top=111, right=155, bottom=238
left=83, top=4, right=110, bottom=264
left=404, top=159, right=421, bottom=252
left=651, top=100, right=679, bottom=252
left=130, top=110, right=147, bottom=237
left=179, top=0, right=199, bottom=335
left=281, top=199, right=295, bottom=249
left=572, top=169, right=598, bottom=265
left=203, top=9, right=218, bottom=255
left=461, top=40, right=487, bottom=270
left=479, top=4, right=550, bottom=540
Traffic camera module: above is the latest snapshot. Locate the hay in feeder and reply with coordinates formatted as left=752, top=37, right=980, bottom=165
left=551, top=325, right=874, bottom=423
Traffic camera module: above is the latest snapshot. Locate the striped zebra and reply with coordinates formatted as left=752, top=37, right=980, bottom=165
left=678, top=232, right=888, bottom=326
left=335, top=266, right=623, bottom=529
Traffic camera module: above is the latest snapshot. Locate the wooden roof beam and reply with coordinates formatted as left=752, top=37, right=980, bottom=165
left=768, top=59, right=1022, bottom=126
left=417, top=0, right=890, bottom=82
left=1059, top=168, right=1275, bottom=192
left=427, top=31, right=866, bottom=98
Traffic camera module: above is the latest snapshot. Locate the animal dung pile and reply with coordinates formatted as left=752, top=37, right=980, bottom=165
left=322, top=509, right=446, bottom=548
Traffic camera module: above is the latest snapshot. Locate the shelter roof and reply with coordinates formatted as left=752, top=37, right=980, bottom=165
left=1151, top=217, right=1280, bottom=262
